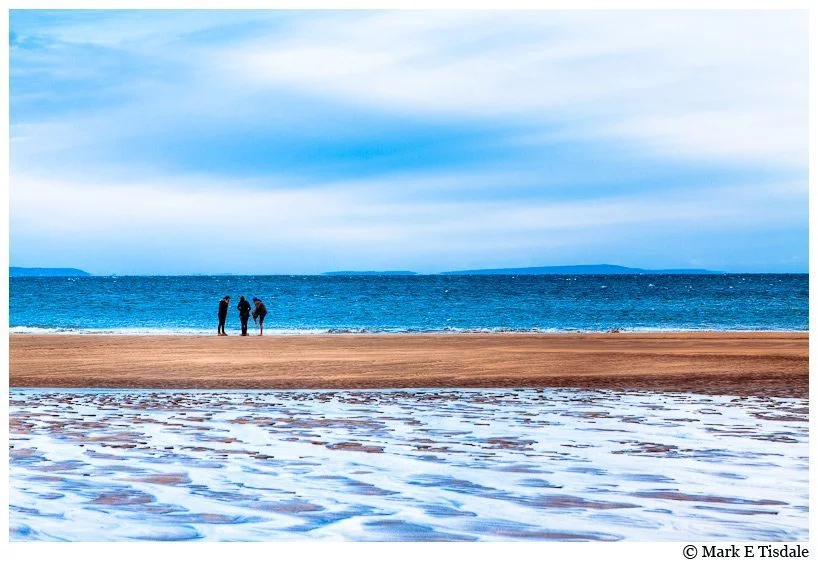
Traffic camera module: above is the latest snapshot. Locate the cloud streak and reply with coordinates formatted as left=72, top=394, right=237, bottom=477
left=11, top=172, right=805, bottom=274
left=225, top=11, right=807, bottom=167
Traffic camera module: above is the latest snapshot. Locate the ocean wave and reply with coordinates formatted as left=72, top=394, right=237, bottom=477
left=9, top=326, right=216, bottom=336
left=8, top=325, right=806, bottom=336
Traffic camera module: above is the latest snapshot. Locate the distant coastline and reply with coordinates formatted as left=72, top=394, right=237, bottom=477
left=10, top=267, right=90, bottom=277
left=15, top=264, right=811, bottom=276
left=440, top=264, right=722, bottom=275
left=324, top=264, right=723, bottom=275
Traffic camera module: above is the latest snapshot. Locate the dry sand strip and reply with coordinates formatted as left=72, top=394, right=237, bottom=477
left=9, top=332, right=808, bottom=398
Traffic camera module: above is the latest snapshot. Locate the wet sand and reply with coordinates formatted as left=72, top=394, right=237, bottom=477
left=10, top=388, right=809, bottom=541
left=9, top=332, right=808, bottom=397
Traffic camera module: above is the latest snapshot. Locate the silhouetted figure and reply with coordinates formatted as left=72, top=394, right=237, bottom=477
left=237, top=296, right=251, bottom=336
left=252, top=297, right=267, bottom=336
left=218, top=296, right=231, bottom=336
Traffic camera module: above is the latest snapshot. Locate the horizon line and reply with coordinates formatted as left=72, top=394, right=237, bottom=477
left=9, top=267, right=809, bottom=277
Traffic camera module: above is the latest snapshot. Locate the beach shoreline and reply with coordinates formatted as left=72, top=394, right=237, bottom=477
left=8, top=327, right=809, bottom=335
left=9, top=332, right=808, bottom=398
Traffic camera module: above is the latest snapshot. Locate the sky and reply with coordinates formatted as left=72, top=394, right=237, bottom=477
left=9, top=10, right=808, bottom=275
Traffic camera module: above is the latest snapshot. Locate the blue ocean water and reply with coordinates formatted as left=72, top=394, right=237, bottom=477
left=9, top=274, right=807, bottom=334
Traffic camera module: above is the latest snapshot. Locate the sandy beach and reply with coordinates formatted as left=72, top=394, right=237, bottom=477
left=9, top=332, right=808, bottom=397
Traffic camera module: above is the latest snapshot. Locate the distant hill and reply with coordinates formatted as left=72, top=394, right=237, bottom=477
left=440, top=264, right=722, bottom=275
left=323, top=271, right=418, bottom=276
left=10, top=267, right=91, bottom=277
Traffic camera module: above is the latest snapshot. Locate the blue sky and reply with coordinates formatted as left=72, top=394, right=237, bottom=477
left=9, top=10, right=808, bottom=275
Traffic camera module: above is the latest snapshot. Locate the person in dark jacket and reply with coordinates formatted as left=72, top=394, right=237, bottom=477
left=217, top=296, right=231, bottom=336
left=237, top=296, right=251, bottom=336
left=252, top=297, right=268, bottom=336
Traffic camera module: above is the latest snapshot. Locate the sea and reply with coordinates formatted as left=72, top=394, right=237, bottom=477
left=9, top=273, right=808, bottom=334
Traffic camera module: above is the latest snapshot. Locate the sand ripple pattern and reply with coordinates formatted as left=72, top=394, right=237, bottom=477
left=10, top=389, right=808, bottom=541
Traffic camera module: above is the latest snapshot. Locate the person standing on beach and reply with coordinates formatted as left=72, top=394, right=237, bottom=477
left=237, top=296, right=251, bottom=336
left=252, top=297, right=267, bottom=336
left=217, top=296, right=231, bottom=336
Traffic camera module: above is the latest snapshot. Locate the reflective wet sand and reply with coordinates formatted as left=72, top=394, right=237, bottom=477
left=10, top=388, right=808, bottom=541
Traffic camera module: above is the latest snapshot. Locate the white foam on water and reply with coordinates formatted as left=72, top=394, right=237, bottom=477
left=9, top=326, right=805, bottom=336
left=8, top=326, right=333, bottom=336
left=9, top=388, right=808, bottom=541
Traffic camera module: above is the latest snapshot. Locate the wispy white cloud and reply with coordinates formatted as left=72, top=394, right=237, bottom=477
left=9, top=10, right=808, bottom=273
left=224, top=11, right=807, bottom=168
left=11, top=172, right=805, bottom=274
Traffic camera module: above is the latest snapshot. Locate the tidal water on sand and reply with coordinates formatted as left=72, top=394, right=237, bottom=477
left=10, top=388, right=808, bottom=541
